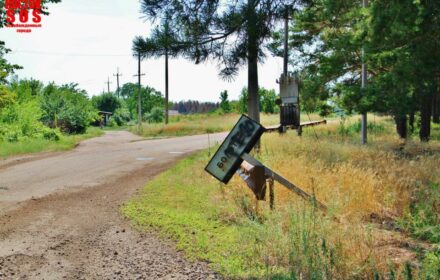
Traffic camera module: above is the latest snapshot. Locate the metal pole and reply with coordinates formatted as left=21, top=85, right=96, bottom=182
left=361, top=0, right=368, bottom=145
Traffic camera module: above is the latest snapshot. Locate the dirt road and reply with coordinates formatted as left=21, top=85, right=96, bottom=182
left=0, top=131, right=226, bottom=279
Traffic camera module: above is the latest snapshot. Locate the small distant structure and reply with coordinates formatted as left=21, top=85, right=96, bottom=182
left=168, top=110, right=180, bottom=116
left=98, top=111, right=113, bottom=126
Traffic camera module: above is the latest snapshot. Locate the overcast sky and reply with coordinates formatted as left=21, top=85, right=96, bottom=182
left=0, top=0, right=285, bottom=102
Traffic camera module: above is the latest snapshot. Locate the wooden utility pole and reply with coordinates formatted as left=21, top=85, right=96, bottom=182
left=361, top=0, right=368, bottom=145
left=165, top=49, right=169, bottom=125
left=134, top=53, right=145, bottom=131
left=283, top=6, right=289, bottom=77
left=105, top=77, right=112, bottom=93
left=113, top=68, right=123, bottom=98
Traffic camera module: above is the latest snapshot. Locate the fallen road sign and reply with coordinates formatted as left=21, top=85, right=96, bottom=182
left=205, top=115, right=265, bottom=184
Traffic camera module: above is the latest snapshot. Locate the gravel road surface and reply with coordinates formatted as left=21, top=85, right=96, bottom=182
left=0, top=131, right=226, bottom=279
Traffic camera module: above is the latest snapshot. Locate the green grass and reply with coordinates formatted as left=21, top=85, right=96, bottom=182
left=0, top=127, right=103, bottom=159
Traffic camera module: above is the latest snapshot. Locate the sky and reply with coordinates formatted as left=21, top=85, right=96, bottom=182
left=0, top=0, right=285, bottom=102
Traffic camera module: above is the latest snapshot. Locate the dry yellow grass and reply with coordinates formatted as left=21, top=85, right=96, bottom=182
left=224, top=117, right=440, bottom=277
left=125, top=113, right=440, bottom=278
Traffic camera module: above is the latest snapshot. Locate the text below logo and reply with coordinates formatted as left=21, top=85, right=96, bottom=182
left=4, top=0, right=42, bottom=33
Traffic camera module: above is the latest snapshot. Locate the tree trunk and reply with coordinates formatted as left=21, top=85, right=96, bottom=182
left=433, top=82, right=440, bottom=124
left=409, top=112, right=415, bottom=134
left=246, top=0, right=260, bottom=124
left=394, top=114, right=408, bottom=139
left=419, top=91, right=432, bottom=142
left=247, top=56, right=260, bottom=124
left=165, top=50, right=169, bottom=125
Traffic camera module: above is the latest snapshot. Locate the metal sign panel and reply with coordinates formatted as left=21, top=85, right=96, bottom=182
left=205, top=115, right=265, bottom=184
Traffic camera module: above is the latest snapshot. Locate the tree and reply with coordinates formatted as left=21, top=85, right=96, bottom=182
left=40, top=83, right=95, bottom=134
left=133, top=13, right=182, bottom=125
left=0, top=42, right=22, bottom=84
left=137, top=0, right=289, bottom=125
left=275, top=0, right=440, bottom=142
left=219, top=90, right=231, bottom=113
left=91, top=93, right=121, bottom=114
left=120, top=83, right=164, bottom=120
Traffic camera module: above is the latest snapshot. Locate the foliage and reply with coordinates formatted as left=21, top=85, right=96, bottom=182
left=0, top=100, right=61, bottom=142
left=272, top=0, right=440, bottom=141
left=237, top=87, right=279, bottom=114
left=120, top=83, right=164, bottom=119
left=219, top=90, right=231, bottom=113
left=0, top=41, right=22, bottom=84
left=144, top=106, right=164, bottom=124
left=420, top=250, right=440, bottom=280
left=91, top=92, right=121, bottom=113
left=0, top=127, right=103, bottom=159
left=0, top=85, right=16, bottom=109
left=112, top=107, right=131, bottom=126
left=136, top=0, right=292, bottom=123
left=400, top=183, right=440, bottom=243
left=259, top=87, right=278, bottom=114
left=40, top=83, right=96, bottom=134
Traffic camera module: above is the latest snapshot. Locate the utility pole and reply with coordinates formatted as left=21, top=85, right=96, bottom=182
left=361, top=0, right=368, bottom=145
left=283, top=6, right=289, bottom=77
left=165, top=49, right=169, bottom=125
left=113, top=67, right=123, bottom=98
left=105, top=77, right=112, bottom=94
left=134, top=53, right=145, bottom=131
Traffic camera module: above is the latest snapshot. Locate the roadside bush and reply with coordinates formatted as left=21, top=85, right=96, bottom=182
left=144, top=106, right=164, bottom=123
left=40, top=84, right=96, bottom=134
left=112, top=107, right=131, bottom=126
left=0, top=101, right=61, bottom=142
left=0, top=85, right=16, bottom=110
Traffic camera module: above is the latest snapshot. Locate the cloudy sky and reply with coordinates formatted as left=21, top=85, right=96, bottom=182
left=1, top=0, right=285, bottom=101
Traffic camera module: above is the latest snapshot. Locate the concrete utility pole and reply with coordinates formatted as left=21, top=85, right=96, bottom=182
left=361, top=0, right=368, bottom=145
left=134, top=53, right=145, bottom=131
left=113, top=68, right=123, bottom=98
left=105, top=77, right=112, bottom=94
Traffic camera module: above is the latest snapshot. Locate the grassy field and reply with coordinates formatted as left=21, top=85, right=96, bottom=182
left=0, top=127, right=104, bottom=159
left=130, top=113, right=325, bottom=138
left=123, top=115, right=440, bottom=279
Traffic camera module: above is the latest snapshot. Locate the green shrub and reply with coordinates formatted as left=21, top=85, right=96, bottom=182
left=400, top=183, right=440, bottom=243
left=40, top=84, right=96, bottom=134
left=420, top=250, right=440, bottom=280
left=144, top=106, right=164, bottom=123
left=112, top=107, right=131, bottom=126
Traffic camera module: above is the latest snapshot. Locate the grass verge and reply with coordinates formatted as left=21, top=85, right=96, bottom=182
left=123, top=117, right=440, bottom=279
left=0, top=127, right=104, bottom=159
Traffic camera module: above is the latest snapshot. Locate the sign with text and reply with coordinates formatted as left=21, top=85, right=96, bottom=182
left=205, top=115, right=265, bottom=184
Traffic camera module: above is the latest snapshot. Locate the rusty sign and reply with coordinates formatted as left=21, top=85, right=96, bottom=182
left=205, top=115, right=265, bottom=184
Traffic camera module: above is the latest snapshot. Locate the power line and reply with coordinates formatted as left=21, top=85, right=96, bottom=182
left=10, top=50, right=131, bottom=57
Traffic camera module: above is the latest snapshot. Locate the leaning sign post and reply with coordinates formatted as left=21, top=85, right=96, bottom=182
left=205, top=115, right=327, bottom=211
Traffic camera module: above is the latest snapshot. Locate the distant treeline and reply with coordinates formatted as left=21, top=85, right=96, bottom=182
left=171, top=100, right=219, bottom=114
